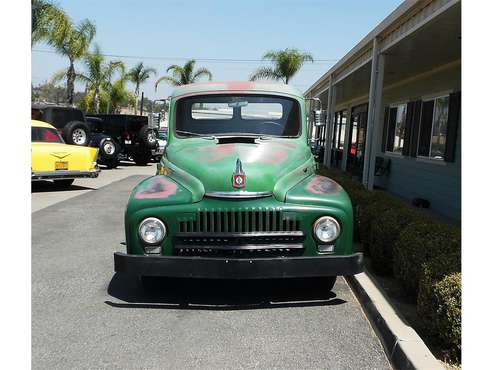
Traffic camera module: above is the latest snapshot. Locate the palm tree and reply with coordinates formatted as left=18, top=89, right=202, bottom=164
left=127, top=62, right=157, bottom=114
left=155, top=60, right=212, bottom=90
left=102, top=65, right=134, bottom=113
left=250, top=48, right=314, bottom=84
left=48, top=18, right=96, bottom=104
left=31, top=0, right=68, bottom=46
left=80, top=49, right=124, bottom=113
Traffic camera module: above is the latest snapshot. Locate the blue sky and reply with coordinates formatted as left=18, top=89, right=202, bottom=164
left=32, top=0, right=402, bottom=100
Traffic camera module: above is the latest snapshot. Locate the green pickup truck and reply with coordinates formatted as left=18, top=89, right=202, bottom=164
left=114, top=81, right=363, bottom=290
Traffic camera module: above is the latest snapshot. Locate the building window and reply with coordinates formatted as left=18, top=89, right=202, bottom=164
left=417, top=95, right=449, bottom=160
left=385, top=104, right=407, bottom=154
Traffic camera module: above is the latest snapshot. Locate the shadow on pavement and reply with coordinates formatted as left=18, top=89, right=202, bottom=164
left=31, top=181, right=95, bottom=193
left=106, top=273, right=346, bottom=311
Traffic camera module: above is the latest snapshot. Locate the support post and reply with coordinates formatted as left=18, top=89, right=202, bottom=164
left=323, top=76, right=336, bottom=166
left=368, top=53, right=385, bottom=190
left=362, top=37, right=384, bottom=189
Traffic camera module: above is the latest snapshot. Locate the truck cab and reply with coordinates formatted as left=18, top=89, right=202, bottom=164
left=114, top=81, right=362, bottom=289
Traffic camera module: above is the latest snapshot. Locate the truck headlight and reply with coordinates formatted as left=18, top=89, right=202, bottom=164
left=313, top=216, right=340, bottom=243
left=139, top=217, right=166, bottom=245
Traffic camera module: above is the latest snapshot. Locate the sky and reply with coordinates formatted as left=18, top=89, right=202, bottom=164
left=31, top=0, right=403, bottom=101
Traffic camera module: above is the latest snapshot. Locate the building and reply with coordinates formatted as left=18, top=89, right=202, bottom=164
left=305, top=0, right=461, bottom=220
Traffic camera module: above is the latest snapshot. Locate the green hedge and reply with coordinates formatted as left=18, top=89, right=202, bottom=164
left=418, top=253, right=461, bottom=361
left=357, top=192, right=408, bottom=248
left=432, top=273, right=461, bottom=361
left=368, top=206, right=419, bottom=275
left=393, top=221, right=461, bottom=295
left=318, top=166, right=461, bottom=362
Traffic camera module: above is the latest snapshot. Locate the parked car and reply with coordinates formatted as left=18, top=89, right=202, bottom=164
left=151, top=128, right=167, bottom=161
left=31, top=120, right=100, bottom=187
left=114, top=81, right=363, bottom=289
left=85, top=114, right=158, bottom=167
left=31, top=103, right=92, bottom=146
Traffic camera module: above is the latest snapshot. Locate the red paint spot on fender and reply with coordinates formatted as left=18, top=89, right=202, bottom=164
left=135, top=177, right=178, bottom=199
left=306, top=176, right=342, bottom=194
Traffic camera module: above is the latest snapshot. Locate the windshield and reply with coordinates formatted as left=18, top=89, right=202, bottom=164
left=32, top=127, right=64, bottom=143
left=175, top=94, right=301, bottom=137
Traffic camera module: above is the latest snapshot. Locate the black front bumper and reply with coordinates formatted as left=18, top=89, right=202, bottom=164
left=114, top=252, right=363, bottom=279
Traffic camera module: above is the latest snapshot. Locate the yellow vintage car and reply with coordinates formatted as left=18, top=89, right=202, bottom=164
left=31, top=119, right=100, bottom=187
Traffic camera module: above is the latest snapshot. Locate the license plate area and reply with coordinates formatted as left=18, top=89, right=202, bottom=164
left=55, top=161, right=68, bottom=170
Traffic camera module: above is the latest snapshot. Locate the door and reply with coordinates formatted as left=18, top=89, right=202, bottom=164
left=330, top=110, right=347, bottom=168
left=346, top=104, right=368, bottom=179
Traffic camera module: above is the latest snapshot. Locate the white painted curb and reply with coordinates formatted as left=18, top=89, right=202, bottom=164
left=346, top=270, right=444, bottom=370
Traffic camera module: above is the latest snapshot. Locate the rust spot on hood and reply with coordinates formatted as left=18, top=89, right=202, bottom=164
left=306, top=176, right=342, bottom=194
left=135, top=177, right=178, bottom=199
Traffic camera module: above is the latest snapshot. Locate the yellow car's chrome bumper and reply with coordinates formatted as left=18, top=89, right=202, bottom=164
left=31, top=167, right=100, bottom=181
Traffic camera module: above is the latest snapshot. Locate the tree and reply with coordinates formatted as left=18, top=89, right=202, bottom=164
left=127, top=62, right=156, bottom=114
left=48, top=18, right=96, bottom=104
left=250, top=48, right=314, bottom=84
left=55, top=46, right=123, bottom=113
left=31, top=0, right=68, bottom=46
left=155, top=60, right=212, bottom=90
left=104, top=66, right=134, bottom=113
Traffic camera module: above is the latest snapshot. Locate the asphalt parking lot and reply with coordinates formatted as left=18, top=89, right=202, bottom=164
left=32, top=166, right=390, bottom=370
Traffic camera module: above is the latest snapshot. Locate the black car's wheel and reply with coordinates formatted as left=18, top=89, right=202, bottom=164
left=99, top=137, right=119, bottom=158
left=53, top=179, right=74, bottom=187
left=133, top=153, right=151, bottom=166
left=139, top=125, right=157, bottom=148
left=64, top=121, right=90, bottom=146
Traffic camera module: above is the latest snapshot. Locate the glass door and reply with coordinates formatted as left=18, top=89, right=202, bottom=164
left=346, top=104, right=368, bottom=179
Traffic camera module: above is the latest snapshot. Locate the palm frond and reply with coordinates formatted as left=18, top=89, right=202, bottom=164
left=155, top=76, right=181, bottom=90
left=49, top=68, right=69, bottom=85
left=249, top=67, right=283, bottom=82
left=192, top=67, right=212, bottom=82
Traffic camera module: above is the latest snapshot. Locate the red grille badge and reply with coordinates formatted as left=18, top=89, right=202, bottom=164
left=232, top=158, right=246, bottom=188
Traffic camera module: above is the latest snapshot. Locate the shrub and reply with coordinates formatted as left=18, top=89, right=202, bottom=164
left=418, top=251, right=461, bottom=339
left=358, top=191, right=407, bottom=248
left=369, top=206, right=419, bottom=275
left=393, top=220, right=461, bottom=295
left=418, top=266, right=461, bottom=362
left=433, top=273, right=461, bottom=361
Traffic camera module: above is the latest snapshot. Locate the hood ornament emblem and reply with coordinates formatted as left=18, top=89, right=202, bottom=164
left=51, top=152, right=70, bottom=159
left=232, top=158, right=246, bottom=188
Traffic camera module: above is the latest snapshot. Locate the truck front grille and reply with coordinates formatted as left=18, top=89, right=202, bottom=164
left=173, top=231, right=305, bottom=258
left=178, top=208, right=300, bottom=233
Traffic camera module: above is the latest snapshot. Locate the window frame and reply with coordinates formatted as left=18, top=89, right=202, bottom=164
left=384, top=102, right=407, bottom=156
left=416, top=94, right=449, bottom=161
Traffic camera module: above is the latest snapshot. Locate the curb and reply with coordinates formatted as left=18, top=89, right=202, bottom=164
left=345, top=270, right=444, bottom=370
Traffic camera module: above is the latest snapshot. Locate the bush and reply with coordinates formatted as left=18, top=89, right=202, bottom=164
left=418, top=266, right=461, bottom=362
left=433, top=273, right=461, bottom=361
left=418, top=252, right=461, bottom=347
left=393, top=220, right=461, bottom=295
left=369, top=206, right=419, bottom=275
left=358, top=191, right=407, bottom=248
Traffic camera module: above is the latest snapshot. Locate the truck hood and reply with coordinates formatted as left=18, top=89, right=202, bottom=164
left=166, top=138, right=312, bottom=193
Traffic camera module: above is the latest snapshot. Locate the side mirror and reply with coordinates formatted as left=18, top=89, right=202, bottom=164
left=312, top=109, right=327, bottom=126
